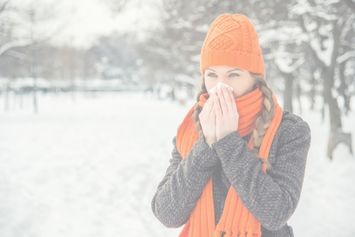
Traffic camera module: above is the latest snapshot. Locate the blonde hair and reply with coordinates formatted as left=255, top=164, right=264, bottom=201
left=192, top=73, right=275, bottom=171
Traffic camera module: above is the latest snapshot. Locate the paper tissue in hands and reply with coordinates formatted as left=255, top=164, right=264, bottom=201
left=209, top=82, right=234, bottom=96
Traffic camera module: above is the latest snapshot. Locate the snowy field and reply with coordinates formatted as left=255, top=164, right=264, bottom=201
left=0, top=91, right=354, bottom=237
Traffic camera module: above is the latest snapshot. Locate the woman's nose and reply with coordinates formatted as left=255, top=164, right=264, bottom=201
left=217, top=76, right=230, bottom=86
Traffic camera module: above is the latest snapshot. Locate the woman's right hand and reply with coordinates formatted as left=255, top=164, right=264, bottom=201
left=198, top=93, right=216, bottom=146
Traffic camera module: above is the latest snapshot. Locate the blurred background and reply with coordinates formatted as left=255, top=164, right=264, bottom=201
left=0, top=0, right=354, bottom=236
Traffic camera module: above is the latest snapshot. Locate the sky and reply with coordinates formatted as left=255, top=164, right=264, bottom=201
left=11, top=0, right=162, bottom=48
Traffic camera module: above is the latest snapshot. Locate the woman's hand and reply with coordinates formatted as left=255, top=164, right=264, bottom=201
left=199, top=94, right=217, bottom=146
left=214, top=85, right=239, bottom=141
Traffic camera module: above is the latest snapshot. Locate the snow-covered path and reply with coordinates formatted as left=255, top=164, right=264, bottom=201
left=0, top=92, right=354, bottom=237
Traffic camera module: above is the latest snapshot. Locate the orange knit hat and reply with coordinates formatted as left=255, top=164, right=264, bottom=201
left=200, top=13, right=265, bottom=76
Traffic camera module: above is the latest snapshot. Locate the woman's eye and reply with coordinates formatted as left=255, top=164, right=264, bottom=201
left=207, top=73, right=217, bottom=77
left=229, top=73, right=240, bottom=77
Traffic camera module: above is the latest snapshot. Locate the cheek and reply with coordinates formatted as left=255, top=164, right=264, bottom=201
left=229, top=80, right=250, bottom=97
left=205, top=81, right=217, bottom=93
left=228, top=81, right=240, bottom=92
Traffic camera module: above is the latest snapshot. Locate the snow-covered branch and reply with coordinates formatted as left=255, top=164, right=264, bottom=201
left=0, top=39, right=31, bottom=56
left=337, top=50, right=355, bottom=64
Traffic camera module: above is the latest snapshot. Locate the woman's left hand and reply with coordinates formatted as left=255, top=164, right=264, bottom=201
left=214, top=85, right=239, bottom=141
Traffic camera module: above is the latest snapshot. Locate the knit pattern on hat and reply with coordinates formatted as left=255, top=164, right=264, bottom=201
left=200, top=13, right=265, bottom=76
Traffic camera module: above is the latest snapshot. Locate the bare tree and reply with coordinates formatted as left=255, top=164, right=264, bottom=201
left=290, top=0, right=354, bottom=159
left=0, top=0, right=68, bottom=113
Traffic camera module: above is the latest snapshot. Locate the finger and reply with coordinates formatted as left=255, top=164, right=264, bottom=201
left=226, top=87, right=237, bottom=113
left=222, top=87, right=233, bottom=113
left=214, top=94, right=222, bottom=120
left=227, top=88, right=238, bottom=114
left=206, top=96, right=215, bottom=117
left=208, top=98, right=215, bottom=118
left=200, top=94, right=213, bottom=114
left=224, top=87, right=235, bottom=114
left=217, top=86, right=228, bottom=115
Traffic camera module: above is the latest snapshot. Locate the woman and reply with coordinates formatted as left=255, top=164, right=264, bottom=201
left=151, top=13, right=311, bottom=237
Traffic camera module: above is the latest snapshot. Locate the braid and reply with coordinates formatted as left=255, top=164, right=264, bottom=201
left=192, top=73, right=276, bottom=171
left=193, top=74, right=207, bottom=138
left=250, top=73, right=276, bottom=171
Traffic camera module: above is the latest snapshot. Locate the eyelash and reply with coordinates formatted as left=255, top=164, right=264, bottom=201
left=207, top=73, right=240, bottom=77
left=229, top=73, right=240, bottom=77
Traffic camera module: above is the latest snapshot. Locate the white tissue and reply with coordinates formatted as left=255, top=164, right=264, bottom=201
left=209, top=82, right=234, bottom=95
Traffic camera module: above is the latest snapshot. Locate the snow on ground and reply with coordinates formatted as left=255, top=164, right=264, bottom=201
left=0, top=91, right=354, bottom=237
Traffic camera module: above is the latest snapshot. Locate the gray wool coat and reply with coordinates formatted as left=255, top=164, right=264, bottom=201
left=151, top=110, right=311, bottom=237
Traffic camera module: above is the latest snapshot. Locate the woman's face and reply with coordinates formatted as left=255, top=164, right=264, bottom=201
left=204, top=65, right=256, bottom=98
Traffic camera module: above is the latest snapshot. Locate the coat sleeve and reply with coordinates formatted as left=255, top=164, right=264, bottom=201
left=211, top=119, right=311, bottom=231
left=151, top=134, right=219, bottom=228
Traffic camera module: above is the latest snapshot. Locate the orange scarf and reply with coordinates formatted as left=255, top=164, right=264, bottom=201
left=175, top=87, right=283, bottom=237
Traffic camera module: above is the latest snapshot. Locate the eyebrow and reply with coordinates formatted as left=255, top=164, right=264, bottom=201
left=207, top=68, right=242, bottom=73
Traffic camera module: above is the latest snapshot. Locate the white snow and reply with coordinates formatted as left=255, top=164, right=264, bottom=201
left=0, top=91, right=354, bottom=237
